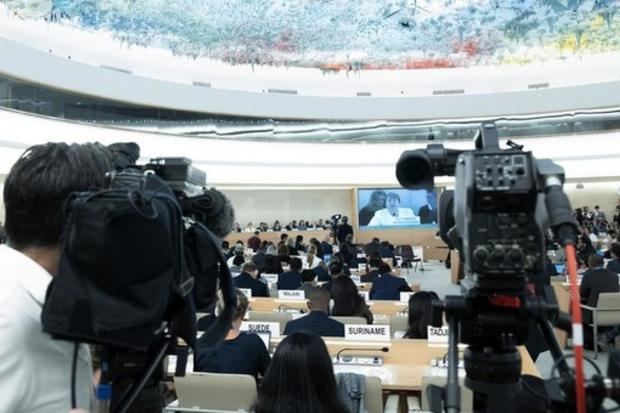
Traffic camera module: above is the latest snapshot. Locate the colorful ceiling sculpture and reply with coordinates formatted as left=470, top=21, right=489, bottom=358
left=3, top=0, right=620, bottom=70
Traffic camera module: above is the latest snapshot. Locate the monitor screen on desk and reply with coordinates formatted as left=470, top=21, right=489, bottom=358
left=357, top=188, right=439, bottom=229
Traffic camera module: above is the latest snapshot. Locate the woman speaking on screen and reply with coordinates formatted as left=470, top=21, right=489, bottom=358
left=367, top=192, right=420, bottom=226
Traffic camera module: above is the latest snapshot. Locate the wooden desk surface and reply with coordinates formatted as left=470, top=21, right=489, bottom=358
left=267, top=337, right=539, bottom=392
left=249, top=297, right=408, bottom=316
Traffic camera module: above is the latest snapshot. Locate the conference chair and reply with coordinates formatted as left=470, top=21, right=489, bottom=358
left=330, top=316, right=368, bottom=325
left=395, top=245, right=422, bottom=272
left=170, top=372, right=257, bottom=412
left=336, top=374, right=399, bottom=413
left=581, top=292, right=620, bottom=358
left=247, top=311, right=292, bottom=334
left=389, top=315, right=409, bottom=338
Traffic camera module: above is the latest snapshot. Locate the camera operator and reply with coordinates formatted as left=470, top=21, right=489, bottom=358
left=0, top=142, right=113, bottom=412
left=336, top=215, right=353, bottom=243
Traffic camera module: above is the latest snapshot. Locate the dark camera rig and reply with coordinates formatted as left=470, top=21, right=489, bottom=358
left=42, top=152, right=236, bottom=413
left=396, top=122, right=620, bottom=413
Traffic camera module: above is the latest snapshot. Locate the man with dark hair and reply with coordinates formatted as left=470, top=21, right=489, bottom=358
left=234, top=261, right=269, bottom=297
left=607, top=242, right=620, bottom=274
left=581, top=254, right=619, bottom=321
left=277, top=257, right=302, bottom=290
left=297, top=269, right=317, bottom=298
left=247, top=231, right=261, bottom=252
left=580, top=254, right=619, bottom=349
left=361, top=253, right=383, bottom=283
left=0, top=142, right=113, bottom=412
left=283, top=287, right=344, bottom=337
left=364, top=237, right=381, bottom=256
left=322, top=261, right=345, bottom=293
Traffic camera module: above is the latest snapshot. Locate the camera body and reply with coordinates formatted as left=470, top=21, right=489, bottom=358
left=398, top=122, right=546, bottom=294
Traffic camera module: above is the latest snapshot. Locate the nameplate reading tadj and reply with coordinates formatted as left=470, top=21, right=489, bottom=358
left=345, top=324, right=391, bottom=341
left=278, top=290, right=305, bottom=300
left=241, top=321, right=281, bottom=337
left=427, top=326, right=449, bottom=344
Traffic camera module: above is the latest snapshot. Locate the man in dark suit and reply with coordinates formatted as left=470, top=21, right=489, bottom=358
left=364, top=237, right=381, bottom=256
left=581, top=254, right=619, bottom=324
left=418, top=191, right=438, bottom=224
left=607, top=242, right=620, bottom=274
left=336, top=216, right=353, bottom=244
left=277, top=257, right=302, bottom=290
left=320, top=234, right=333, bottom=261
left=370, top=269, right=413, bottom=300
left=361, top=255, right=383, bottom=283
left=234, top=262, right=269, bottom=297
left=283, top=287, right=344, bottom=337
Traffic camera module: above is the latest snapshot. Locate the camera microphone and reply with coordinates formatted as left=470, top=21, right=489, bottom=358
left=335, top=346, right=389, bottom=362
left=181, top=188, right=235, bottom=238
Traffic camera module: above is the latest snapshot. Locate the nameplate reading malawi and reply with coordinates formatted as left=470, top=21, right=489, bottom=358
left=278, top=290, right=305, bottom=300
left=241, top=321, right=281, bottom=337
left=345, top=324, right=391, bottom=342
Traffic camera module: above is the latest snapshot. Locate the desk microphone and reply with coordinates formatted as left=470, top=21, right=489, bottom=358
left=277, top=304, right=306, bottom=313
left=335, top=347, right=389, bottom=362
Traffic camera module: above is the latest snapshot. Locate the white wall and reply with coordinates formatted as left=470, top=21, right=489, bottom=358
left=221, top=188, right=352, bottom=227
left=563, top=181, right=620, bottom=219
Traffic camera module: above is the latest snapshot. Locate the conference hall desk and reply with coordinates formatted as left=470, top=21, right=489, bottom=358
left=266, top=337, right=539, bottom=392
left=226, top=229, right=331, bottom=245
left=249, top=296, right=408, bottom=316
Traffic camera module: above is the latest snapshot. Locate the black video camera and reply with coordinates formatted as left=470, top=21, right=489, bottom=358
left=396, top=122, right=579, bottom=412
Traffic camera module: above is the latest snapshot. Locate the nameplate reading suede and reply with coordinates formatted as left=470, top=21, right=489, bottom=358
left=359, top=291, right=370, bottom=301
left=350, top=275, right=361, bottom=284
left=345, top=324, right=391, bottom=342
left=400, top=292, right=415, bottom=302
left=278, top=290, right=305, bottom=300
left=427, top=326, right=450, bottom=344
left=241, top=321, right=281, bottom=337
left=239, top=288, right=252, bottom=298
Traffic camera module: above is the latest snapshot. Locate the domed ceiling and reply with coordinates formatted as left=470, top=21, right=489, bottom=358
left=3, top=0, right=619, bottom=70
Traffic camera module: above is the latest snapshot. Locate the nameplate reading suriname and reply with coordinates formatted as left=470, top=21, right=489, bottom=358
left=278, top=290, right=305, bottom=300
left=241, top=321, right=281, bottom=337
left=345, top=324, right=391, bottom=341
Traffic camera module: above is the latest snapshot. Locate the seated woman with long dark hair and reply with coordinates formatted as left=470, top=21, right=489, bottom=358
left=195, top=289, right=270, bottom=379
left=253, top=332, right=349, bottom=413
left=403, top=291, right=439, bottom=339
left=331, top=276, right=374, bottom=324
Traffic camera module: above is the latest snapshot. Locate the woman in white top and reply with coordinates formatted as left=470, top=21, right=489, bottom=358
left=368, top=192, right=419, bottom=226
left=305, top=244, right=326, bottom=270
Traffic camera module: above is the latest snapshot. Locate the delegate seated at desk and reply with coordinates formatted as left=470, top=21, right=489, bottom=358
left=234, top=261, right=269, bottom=297
left=580, top=254, right=619, bottom=319
left=283, top=287, right=345, bottom=337
left=277, top=257, right=302, bottom=290
left=195, top=289, right=270, bottom=379
left=367, top=192, right=418, bottom=227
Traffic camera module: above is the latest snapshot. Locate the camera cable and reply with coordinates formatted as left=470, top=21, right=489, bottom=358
left=566, top=243, right=587, bottom=413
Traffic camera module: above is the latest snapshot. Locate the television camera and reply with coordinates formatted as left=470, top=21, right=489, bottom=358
left=396, top=122, right=620, bottom=413
left=41, top=145, right=236, bottom=413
